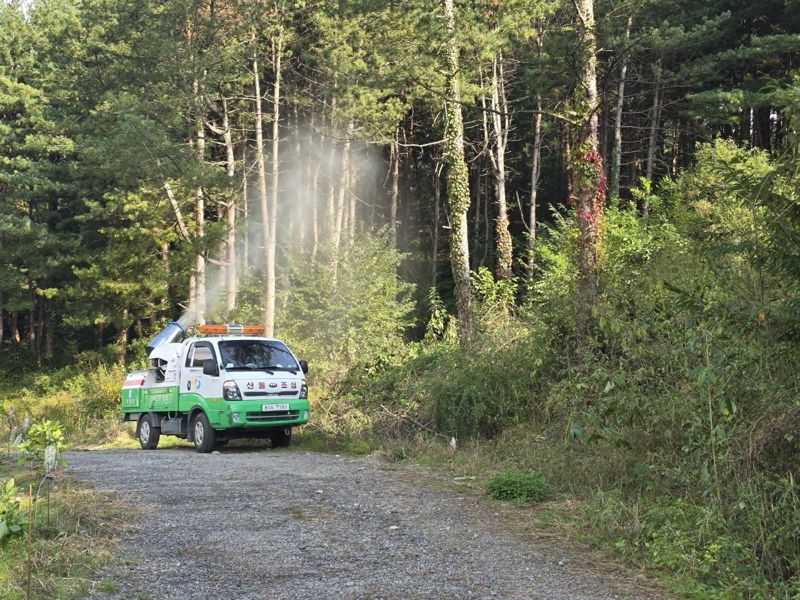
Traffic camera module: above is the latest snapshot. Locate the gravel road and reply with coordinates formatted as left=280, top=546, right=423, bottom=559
left=66, top=447, right=671, bottom=600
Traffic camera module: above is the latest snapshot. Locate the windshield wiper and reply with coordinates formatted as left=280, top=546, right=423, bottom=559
left=226, top=366, right=274, bottom=374
left=267, top=366, right=298, bottom=374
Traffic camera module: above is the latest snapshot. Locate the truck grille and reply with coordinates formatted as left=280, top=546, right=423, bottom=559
left=246, top=410, right=300, bottom=422
left=243, top=391, right=297, bottom=398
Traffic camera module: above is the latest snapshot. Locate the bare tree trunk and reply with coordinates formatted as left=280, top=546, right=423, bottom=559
left=571, top=0, right=605, bottom=338
left=432, top=159, right=442, bottom=287
left=488, top=52, right=512, bottom=279
left=347, top=163, right=357, bottom=248
left=609, top=15, right=632, bottom=201
left=161, top=242, right=170, bottom=314
left=193, top=74, right=207, bottom=324
left=242, top=145, right=249, bottom=271
left=326, top=96, right=337, bottom=241
left=293, top=105, right=305, bottom=249
left=310, top=121, right=321, bottom=259
left=117, top=307, right=128, bottom=364
left=253, top=49, right=270, bottom=329
left=35, top=296, right=44, bottom=367
left=443, top=0, right=474, bottom=347
left=332, top=118, right=353, bottom=283
left=528, top=92, right=543, bottom=282
left=28, top=279, right=35, bottom=353
left=265, top=32, right=282, bottom=337
left=390, top=129, right=400, bottom=247
left=11, top=312, right=20, bottom=345
left=644, top=57, right=662, bottom=217
left=222, top=96, right=237, bottom=313
left=45, top=306, right=52, bottom=360
left=471, top=157, right=481, bottom=269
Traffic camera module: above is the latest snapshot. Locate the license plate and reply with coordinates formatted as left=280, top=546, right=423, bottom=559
left=262, top=403, right=289, bottom=412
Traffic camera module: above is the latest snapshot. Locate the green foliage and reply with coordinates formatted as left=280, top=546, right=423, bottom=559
left=0, top=479, right=24, bottom=544
left=1, top=359, right=128, bottom=444
left=337, top=138, right=800, bottom=597
left=237, top=233, right=415, bottom=390
left=423, top=287, right=448, bottom=342
left=17, top=421, right=66, bottom=471
left=485, top=469, right=550, bottom=504
left=471, top=267, right=517, bottom=313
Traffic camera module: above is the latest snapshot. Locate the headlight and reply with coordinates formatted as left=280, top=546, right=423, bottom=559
left=223, top=380, right=242, bottom=401
left=300, top=382, right=308, bottom=399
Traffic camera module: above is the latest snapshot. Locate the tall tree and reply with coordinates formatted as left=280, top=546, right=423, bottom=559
left=608, top=14, right=632, bottom=201
left=570, top=0, right=605, bottom=334
left=442, top=0, right=475, bottom=347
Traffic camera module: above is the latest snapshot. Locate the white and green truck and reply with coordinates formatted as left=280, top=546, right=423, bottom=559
left=120, top=322, right=310, bottom=452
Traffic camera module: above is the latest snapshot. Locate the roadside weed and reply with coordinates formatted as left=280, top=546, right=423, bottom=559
left=485, top=469, right=550, bottom=505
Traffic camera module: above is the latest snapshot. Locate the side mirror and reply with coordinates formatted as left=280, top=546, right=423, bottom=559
left=202, top=359, right=219, bottom=377
left=299, top=360, right=309, bottom=374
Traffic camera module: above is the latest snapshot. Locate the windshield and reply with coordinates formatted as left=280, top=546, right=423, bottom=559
left=218, top=340, right=299, bottom=371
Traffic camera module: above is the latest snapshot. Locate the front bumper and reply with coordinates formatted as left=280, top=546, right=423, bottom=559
left=216, top=398, right=310, bottom=429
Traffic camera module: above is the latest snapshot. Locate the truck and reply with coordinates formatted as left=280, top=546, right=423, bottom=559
left=120, top=322, right=310, bottom=453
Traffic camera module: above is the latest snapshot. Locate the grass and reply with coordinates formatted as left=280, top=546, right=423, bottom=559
left=0, top=453, right=137, bottom=600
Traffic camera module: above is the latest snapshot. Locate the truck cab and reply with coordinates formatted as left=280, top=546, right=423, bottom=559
left=121, top=323, right=310, bottom=453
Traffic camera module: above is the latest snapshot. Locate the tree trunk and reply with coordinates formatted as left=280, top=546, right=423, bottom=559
left=161, top=242, right=170, bottom=314
left=347, top=163, right=357, bottom=248
left=488, top=52, right=512, bottom=280
left=35, top=296, right=44, bottom=367
left=528, top=92, right=543, bottom=282
left=470, top=157, right=481, bottom=269
left=45, top=306, right=53, bottom=361
left=332, top=118, right=353, bottom=284
left=571, top=0, right=605, bottom=338
left=442, top=0, right=475, bottom=347
left=194, top=74, right=207, bottom=325
left=390, top=129, right=400, bottom=247
left=432, top=159, right=443, bottom=287
left=482, top=158, right=490, bottom=267
left=253, top=49, right=270, bottom=330
left=644, top=58, right=662, bottom=217
left=11, top=312, right=20, bottom=345
left=608, top=15, right=632, bottom=200
left=310, top=121, right=321, bottom=260
left=293, top=105, right=305, bottom=249
left=242, top=144, right=249, bottom=271
left=265, top=32, right=282, bottom=337
left=117, top=307, right=128, bottom=364
left=222, top=96, right=237, bottom=313
left=28, top=280, right=35, bottom=353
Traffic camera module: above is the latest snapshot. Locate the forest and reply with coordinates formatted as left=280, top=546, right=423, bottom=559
left=1, top=0, right=799, bottom=597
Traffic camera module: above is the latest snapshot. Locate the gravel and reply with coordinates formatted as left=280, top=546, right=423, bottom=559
left=66, top=447, right=671, bottom=600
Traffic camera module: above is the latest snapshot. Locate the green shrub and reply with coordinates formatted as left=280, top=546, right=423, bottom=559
left=17, top=420, right=67, bottom=472
left=485, top=469, right=550, bottom=504
left=0, top=478, right=24, bottom=543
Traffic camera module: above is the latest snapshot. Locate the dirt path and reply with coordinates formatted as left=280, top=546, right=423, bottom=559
left=66, top=447, right=671, bottom=600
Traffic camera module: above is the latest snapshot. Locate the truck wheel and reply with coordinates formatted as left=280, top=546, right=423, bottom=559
left=192, top=413, right=216, bottom=453
left=270, top=428, right=292, bottom=448
left=137, top=414, right=160, bottom=450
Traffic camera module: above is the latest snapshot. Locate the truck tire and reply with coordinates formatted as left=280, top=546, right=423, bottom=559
left=137, top=414, right=160, bottom=450
left=192, top=413, right=216, bottom=453
left=270, top=427, right=292, bottom=448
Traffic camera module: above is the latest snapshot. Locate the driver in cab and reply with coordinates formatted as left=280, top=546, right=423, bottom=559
left=221, top=344, right=245, bottom=369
